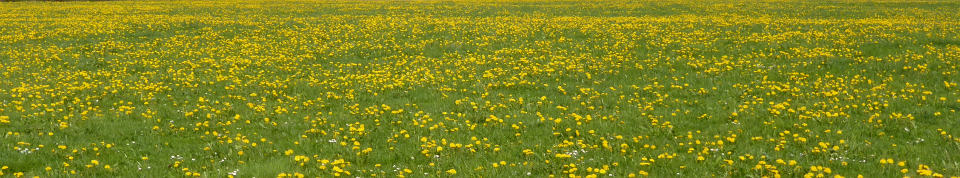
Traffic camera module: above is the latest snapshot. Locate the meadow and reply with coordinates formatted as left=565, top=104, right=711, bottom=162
left=1, top=0, right=960, bottom=177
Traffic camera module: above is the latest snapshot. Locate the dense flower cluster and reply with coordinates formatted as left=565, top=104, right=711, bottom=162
left=1, top=0, right=959, bottom=177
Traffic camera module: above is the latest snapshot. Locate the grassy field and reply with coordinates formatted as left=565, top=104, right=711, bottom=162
left=1, top=0, right=960, bottom=177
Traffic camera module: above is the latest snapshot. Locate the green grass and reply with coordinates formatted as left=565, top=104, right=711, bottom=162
left=1, top=0, right=960, bottom=177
